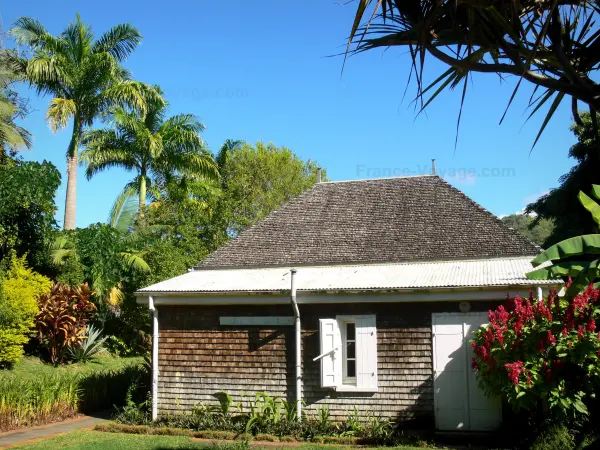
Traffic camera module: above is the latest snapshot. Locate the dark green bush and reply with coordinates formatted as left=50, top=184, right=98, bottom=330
left=529, top=424, right=576, bottom=450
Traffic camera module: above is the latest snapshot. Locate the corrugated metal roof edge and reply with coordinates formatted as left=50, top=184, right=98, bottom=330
left=192, top=255, right=540, bottom=272
left=135, top=280, right=557, bottom=296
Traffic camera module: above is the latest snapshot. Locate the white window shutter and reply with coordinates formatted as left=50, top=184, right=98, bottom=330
left=356, top=315, right=378, bottom=389
left=319, top=318, right=342, bottom=387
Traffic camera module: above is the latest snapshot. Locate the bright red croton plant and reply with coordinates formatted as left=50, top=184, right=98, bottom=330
left=471, top=282, right=600, bottom=416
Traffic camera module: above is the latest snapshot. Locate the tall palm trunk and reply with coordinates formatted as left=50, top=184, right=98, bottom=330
left=63, top=118, right=82, bottom=230
left=138, top=174, right=146, bottom=225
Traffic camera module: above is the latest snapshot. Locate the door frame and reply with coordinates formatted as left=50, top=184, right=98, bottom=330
left=431, top=312, right=492, bottom=431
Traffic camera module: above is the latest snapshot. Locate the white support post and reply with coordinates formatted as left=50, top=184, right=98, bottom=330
left=536, top=286, right=543, bottom=300
left=149, top=295, right=159, bottom=421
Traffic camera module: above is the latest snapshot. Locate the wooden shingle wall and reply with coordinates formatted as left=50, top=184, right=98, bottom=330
left=157, top=301, right=498, bottom=426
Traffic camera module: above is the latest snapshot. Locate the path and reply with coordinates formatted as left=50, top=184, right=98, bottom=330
left=0, top=413, right=108, bottom=448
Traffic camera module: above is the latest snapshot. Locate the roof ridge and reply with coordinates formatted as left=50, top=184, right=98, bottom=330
left=194, top=255, right=539, bottom=271
left=320, top=174, right=438, bottom=184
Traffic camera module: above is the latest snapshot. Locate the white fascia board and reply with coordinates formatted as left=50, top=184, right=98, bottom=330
left=136, top=285, right=559, bottom=306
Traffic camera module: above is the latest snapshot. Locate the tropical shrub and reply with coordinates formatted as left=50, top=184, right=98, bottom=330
left=0, top=255, right=51, bottom=367
left=68, top=325, right=107, bottom=363
left=472, top=287, right=600, bottom=418
left=35, top=283, right=96, bottom=364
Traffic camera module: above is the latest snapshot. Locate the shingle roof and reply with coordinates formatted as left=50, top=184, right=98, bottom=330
left=197, top=175, right=539, bottom=269
left=139, top=258, right=553, bottom=294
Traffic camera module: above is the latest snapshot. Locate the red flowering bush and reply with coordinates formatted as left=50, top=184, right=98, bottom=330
left=472, top=284, right=600, bottom=417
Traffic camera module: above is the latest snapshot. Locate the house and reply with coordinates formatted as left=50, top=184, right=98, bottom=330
left=136, top=175, right=556, bottom=432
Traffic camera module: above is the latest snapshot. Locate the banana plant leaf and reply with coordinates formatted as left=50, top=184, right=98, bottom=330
left=579, top=191, right=600, bottom=226
left=531, top=235, right=600, bottom=267
left=526, top=260, right=596, bottom=279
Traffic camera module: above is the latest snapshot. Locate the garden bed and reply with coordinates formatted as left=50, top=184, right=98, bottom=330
left=0, top=355, right=145, bottom=432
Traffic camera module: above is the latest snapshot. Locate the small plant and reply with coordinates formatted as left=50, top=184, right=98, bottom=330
left=361, top=414, right=394, bottom=444
left=113, top=388, right=151, bottom=426
left=35, top=283, right=96, bottom=364
left=68, top=325, right=107, bottom=363
left=341, top=407, right=362, bottom=436
left=245, top=392, right=284, bottom=434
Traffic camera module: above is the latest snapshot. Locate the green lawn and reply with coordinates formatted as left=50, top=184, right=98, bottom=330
left=0, top=355, right=144, bottom=380
left=11, top=430, right=426, bottom=450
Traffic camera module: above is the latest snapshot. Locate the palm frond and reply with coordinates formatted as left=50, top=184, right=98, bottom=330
left=46, top=98, right=77, bottom=133
left=92, top=23, right=142, bottom=61
left=119, top=251, right=151, bottom=273
left=108, top=183, right=139, bottom=231
left=80, top=130, right=138, bottom=178
left=50, top=235, right=77, bottom=266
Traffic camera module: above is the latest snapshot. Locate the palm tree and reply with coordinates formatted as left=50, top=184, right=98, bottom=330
left=0, top=50, right=32, bottom=161
left=10, top=15, right=163, bottom=229
left=80, top=89, right=219, bottom=225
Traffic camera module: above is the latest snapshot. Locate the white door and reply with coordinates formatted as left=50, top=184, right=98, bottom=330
left=432, top=313, right=501, bottom=431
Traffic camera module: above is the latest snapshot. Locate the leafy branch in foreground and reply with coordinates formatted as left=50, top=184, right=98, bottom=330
left=346, top=0, right=600, bottom=149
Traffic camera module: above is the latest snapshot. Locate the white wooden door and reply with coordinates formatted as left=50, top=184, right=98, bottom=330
left=432, top=313, right=501, bottom=431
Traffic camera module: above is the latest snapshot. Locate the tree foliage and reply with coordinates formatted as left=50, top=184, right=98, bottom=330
left=0, top=47, right=31, bottom=161
left=10, top=14, right=163, bottom=229
left=0, top=158, right=60, bottom=272
left=345, top=0, right=600, bottom=147
left=527, top=185, right=600, bottom=298
left=51, top=224, right=151, bottom=354
left=81, top=88, right=218, bottom=224
left=138, top=184, right=229, bottom=285
left=217, top=141, right=324, bottom=236
left=501, top=214, right=554, bottom=246
left=0, top=254, right=51, bottom=367
left=527, top=113, right=600, bottom=247
left=472, top=288, right=600, bottom=418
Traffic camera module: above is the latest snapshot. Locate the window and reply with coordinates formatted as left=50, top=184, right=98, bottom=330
left=317, top=315, right=378, bottom=392
left=343, top=321, right=356, bottom=383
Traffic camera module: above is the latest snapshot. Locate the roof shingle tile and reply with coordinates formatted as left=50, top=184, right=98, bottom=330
left=197, top=175, right=539, bottom=268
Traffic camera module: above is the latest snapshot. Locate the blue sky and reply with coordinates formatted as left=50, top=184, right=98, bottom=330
left=3, top=0, right=573, bottom=228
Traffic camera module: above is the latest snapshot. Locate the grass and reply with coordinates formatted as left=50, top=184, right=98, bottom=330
left=0, top=355, right=146, bottom=432
left=10, top=430, right=428, bottom=449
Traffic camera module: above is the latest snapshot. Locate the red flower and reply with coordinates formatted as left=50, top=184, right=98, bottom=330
left=562, top=328, right=569, bottom=337
left=578, top=325, right=585, bottom=340
left=546, top=330, right=556, bottom=345
left=471, top=357, right=478, bottom=370
left=504, top=361, right=524, bottom=386
left=587, top=318, right=596, bottom=333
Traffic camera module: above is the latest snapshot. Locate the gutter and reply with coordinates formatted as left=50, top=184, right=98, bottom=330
left=148, top=295, right=159, bottom=421
left=290, top=269, right=302, bottom=420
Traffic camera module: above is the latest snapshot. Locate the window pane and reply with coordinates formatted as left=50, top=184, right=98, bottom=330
left=347, top=341, right=355, bottom=359
left=346, top=322, right=356, bottom=341
left=347, top=359, right=356, bottom=378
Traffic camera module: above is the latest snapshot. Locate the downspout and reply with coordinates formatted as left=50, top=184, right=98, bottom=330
left=149, top=295, right=159, bottom=421
left=290, top=269, right=302, bottom=420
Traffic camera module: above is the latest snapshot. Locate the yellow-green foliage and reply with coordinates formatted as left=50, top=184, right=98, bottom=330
left=0, top=255, right=51, bottom=366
